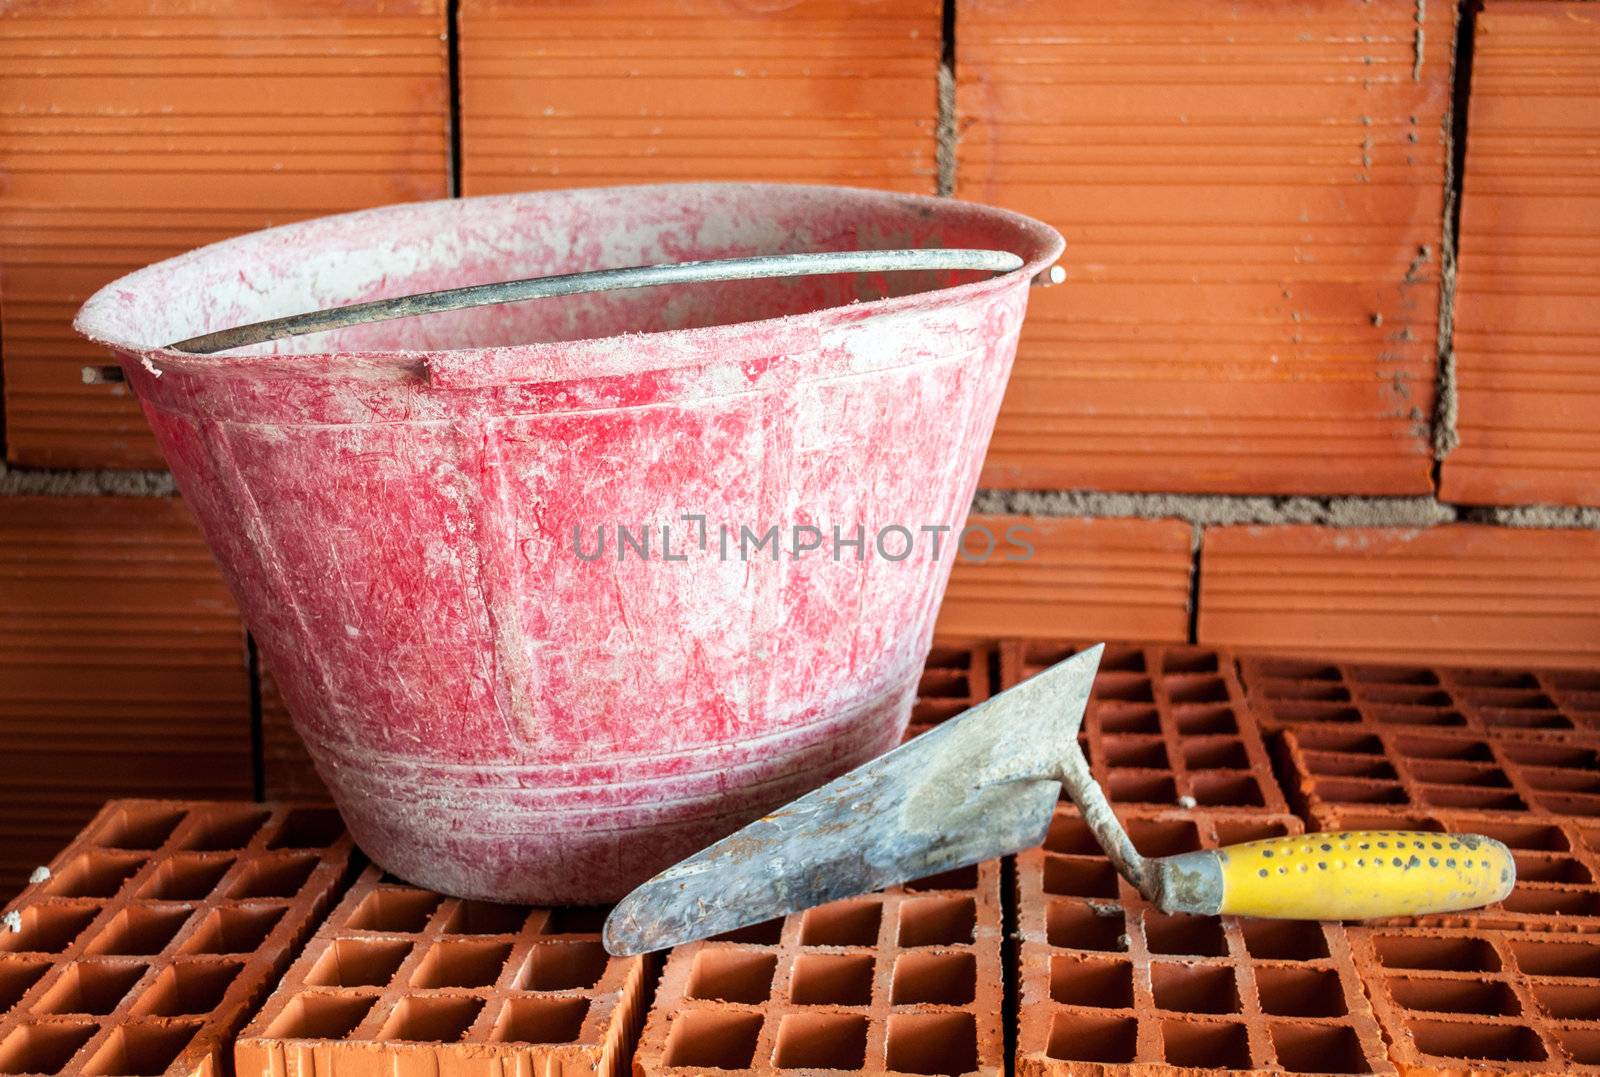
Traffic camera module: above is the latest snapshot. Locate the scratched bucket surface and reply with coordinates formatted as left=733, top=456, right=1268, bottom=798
left=75, top=183, right=1063, bottom=903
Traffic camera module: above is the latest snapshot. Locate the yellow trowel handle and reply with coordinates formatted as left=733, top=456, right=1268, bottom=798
left=1152, top=830, right=1516, bottom=920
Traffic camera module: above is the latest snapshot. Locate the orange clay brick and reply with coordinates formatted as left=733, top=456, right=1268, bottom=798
left=906, top=641, right=996, bottom=741
left=935, top=516, right=1193, bottom=643
left=235, top=865, right=647, bottom=1077
left=1198, top=525, right=1600, bottom=670
left=1238, top=655, right=1600, bottom=739
left=959, top=0, right=1453, bottom=495
left=0, top=800, right=354, bottom=1077
left=1277, top=718, right=1600, bottom=822
left=634, top=860, right=1002, bottom=1077
left=0, top=0, right=449, bottom=468
left=1440, top=1, right=1600, bottom=508
left=1304, top=805, right=1600, bottom=935
left=459, top=0, right=939, bottom=196
left=1348, top=923, right=1600, bottom=1072
left=0, top=499, right=250, bottom=893
left=999, top=641, right=1288, bottom=815
left=1016, top=804, right=1395, bottom=1076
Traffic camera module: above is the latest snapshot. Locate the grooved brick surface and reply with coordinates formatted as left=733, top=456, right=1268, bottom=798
left=1238, top=655, right=1600, bottom=738
left=1198, top=525, right=1600, bottom=669
left=0, top=499, right=251, bottom=893
left=634, top=861, right=1002, bottom=1076
left=459, top=0, right=939, bottom=196
left=959, top=0, right=1452, bottom=495
left=1017, top=804, right=1395, bottom=1076
left=934, top=517, right=1193, bottom=643
left=0, top=800, right=354, bottom=1077
left=1307, top=805, right=1600, bottom=935
left=0, top=0, right=449, bottom=468
left=999, top=641, right=1288, bottom=815
left=1349, top=924, right=1600, bottom=1072
left=1441, top=0, right=1600, bottom=508
left=236, top=866, right=647, bottom=1077
left=1279, top=724, right=1600, bottom=822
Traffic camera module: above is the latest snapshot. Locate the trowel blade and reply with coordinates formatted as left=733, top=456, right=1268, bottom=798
left=603, top=644, right=1103, bottom=955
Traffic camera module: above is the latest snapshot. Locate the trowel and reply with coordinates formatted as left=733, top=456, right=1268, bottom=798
left=604, top=645, right=1516, bottom=955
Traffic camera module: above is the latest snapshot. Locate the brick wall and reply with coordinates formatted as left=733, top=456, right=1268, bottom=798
left=1, top=0, right=1596, bottom=889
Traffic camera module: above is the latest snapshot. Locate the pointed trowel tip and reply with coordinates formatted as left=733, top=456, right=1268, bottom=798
left=602, top=890, right=649, bottom=957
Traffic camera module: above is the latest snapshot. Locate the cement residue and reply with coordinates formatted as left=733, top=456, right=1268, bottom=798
left=971, top=489, right=1458, bottom=529
left=1431, top=16, right=1464, bottom=459
left=0, top=462, right=176, bottom=497
left=936, top=62, right=957, bottom=197
left=1463, top=504, right=1600, bottom=530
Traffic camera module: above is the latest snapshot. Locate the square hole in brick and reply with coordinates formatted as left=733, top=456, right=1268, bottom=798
left=1107, top=771, right=1177, bottom=804
left=1511, top=939, right=1600, bottom=979
left=790, top=952, right=874, bottom=1006
left=443, top=900, right=530, bottom=935
left=1101, top=737, right=1169, bottom=769
left=1372, top=706, right=1467, bottom=728
left=1559, top=1028, right=1600, bottom=1066
left=1124, top=820, right=1202, bottom=857
left=540, top=906, right=608, bottom=935
left=139, top=855, right=235, bottom=901
left=1162, top=1019, right=1250, bottom=1068
left=898, top=896, right=975, bottom=947
left=0, top=904, right=100, bottom=954
left=775, top=1012, right=868, bottom=1070
left=800, top=899, right=881, bottom=947
left=412, top=940, right=512, bottom=988
left=492, top=996, right=589, bottom=1044
left=1533, top=982, right=1600, bottom=1020
left=0, top=957, right=49, bottom=1013
left=81, top=1021, right=200, bottom=1076
left=1387, top=976, right=1520, bottom=1016
left=0, top=1022, right=98, bottom=1075
left=1270, top=702, right=1362, bottom=724
left=1143, top=911, right=1227, bottom=957
left=1503, top=887, right=1600, bottom=917
left=306, top=938, right=412, bottom=987
left=1191, top=772, right=1266, bottom=808
left=1215, top=819, right=1292, bottom=845
left=378, top=996, right=484, bottom=1043
left=1098, top=706, right=1161, bottom=735
left=710, top=918, right=784, bottom=946
left=134, top=960, right=242, bottom=1017
left=1169, top=676, right=1230, bottom=704
left=182, top=905, right=285, bottom=955
left=1409, top=1020, right=1547, bottom=1063
left=228, top=853, right=320, bottom=900
left=517, top=940, right=608, bottom=990
left=1098, top=676, right=1154, bottom=703
left=1048, top=955, right=1131, bottom=1008
left=687, top=948, right=777, bottom=1004
left=1312, top=779, right=1407, bottom=805
left=1160, top=649, right=1219, bottom=675
left=903, top=864, right=979, bottom=892
left=264, top=994, right=377, bottom=1039
left=663, top=1009, right=762, bottom=1070
left=1271, top=1023, right=1372, bottom=1074
left=1151, top=963, right=1239, bottom=1013
left=36, top=960, right=147, bottom=1015
left=1046, top=901, right=1126, bottom=952
left=267, top=809, right=344, bottom=850
left=96, top=806, right=186, bottom=851
left=346, top=889, right=442, bottom=933
left=891, top=951, right=974, bottom=1006
left=885, top=1013, right=976, bottom=1076
left=87, top=906, right=191, bottom=957
left=1044, top=815, right=1100, bottom=855
left=1254, top=966, right=1348, bottom=1016
left=1042, top=855, right=1119, bottom=898
left=46, top=852, right=147, bottom=900
left=1183, top=738, right=1249, bottom=770
left=1306, top=752, right=1398, bottom=779
left=1045, top=1012, right=1136, bottom=1063
left=1410, top=760, right=1511, bottom=789
left=178, top=807, right=271, bottom=852
left=1175, top=705, right=1238, bottom=735
left=1372, top=934, right=1500, bottom=972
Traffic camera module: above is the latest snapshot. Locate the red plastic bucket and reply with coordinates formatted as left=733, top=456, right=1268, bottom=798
left=75, top=183, right=1062, bottom=903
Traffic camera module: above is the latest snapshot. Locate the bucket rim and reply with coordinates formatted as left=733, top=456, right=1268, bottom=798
left=73, top=182, right=1064, bottom=370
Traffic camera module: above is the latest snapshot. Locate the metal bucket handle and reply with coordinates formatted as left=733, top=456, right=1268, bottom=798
left=168, top=248, right=1034, bottom=355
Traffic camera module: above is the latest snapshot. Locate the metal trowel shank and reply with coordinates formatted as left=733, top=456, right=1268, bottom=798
left=602, top=645, right=1104, bottom=955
